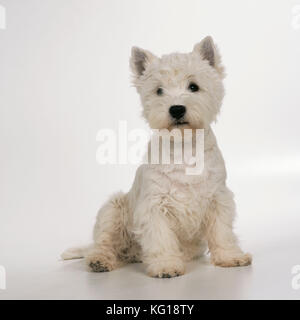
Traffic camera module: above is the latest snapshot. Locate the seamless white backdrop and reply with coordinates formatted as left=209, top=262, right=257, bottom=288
left=0, top=0, right=300, bottom=299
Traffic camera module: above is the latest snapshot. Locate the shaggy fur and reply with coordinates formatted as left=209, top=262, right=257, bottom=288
left=62, top=36, right=252, bottom=277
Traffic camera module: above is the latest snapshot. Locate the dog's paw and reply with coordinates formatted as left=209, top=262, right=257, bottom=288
left=86, top=255, right=115, bottom=272
left=88, top=260, right=110, bottom=272
left=147, top=259, right=185, bottom=278
left=211, top=251, right=252, bottom=267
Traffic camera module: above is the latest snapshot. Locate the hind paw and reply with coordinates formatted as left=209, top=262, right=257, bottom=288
left=86, top=255, right=115, bottom=272
left=211, top=251, right=252, bottom=267
left=88, top=260, right=110, bottom=272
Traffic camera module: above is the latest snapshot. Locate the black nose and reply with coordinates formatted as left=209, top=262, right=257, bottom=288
left=169, top=105, right=186, bottom=120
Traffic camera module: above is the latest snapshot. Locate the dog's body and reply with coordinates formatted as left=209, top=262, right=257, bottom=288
left=62, top=36, right=251, bottom=277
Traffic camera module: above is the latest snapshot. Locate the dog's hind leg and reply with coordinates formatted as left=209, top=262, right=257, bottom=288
left=86, top=192, right=131, bottom=272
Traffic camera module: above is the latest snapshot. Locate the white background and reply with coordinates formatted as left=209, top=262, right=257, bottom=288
left=0, top=0, right=300, bottom=299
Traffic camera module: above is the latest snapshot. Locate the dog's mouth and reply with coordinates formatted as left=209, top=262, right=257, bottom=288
left=174, top=120, right=189, bottom=126
left=168, top=118, right=191, bottom=130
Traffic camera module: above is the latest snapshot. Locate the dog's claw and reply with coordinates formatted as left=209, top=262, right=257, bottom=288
left=161, top=273, right=171, bottom=278
left=156, top=272, right=180, bottom=278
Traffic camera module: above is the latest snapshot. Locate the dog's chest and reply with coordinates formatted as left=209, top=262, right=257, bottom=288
left=153, top=166, right=212, bottom=237
left=144, top=160, right=217, bottom=217
left=149, top=145, right=224, bottom=199
left=163, top=164, right=213, bottom=205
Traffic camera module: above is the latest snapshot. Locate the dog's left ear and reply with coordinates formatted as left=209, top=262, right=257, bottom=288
left=193, top=36, right=225, bottom=78
left=130, top=47, right=157, bottom=78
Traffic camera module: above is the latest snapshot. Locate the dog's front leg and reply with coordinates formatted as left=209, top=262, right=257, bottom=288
left=135, top=204, right=185, bottom=278
left=206, top=186, right=252, bottom=267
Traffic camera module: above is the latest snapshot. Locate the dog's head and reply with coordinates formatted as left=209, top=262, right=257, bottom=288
left=130, top=36, right=225, bottom=130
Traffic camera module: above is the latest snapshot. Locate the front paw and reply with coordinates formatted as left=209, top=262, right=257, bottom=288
left=147, top=258, right=185, bottom=278
left=211, top=250, right=252, bottom=267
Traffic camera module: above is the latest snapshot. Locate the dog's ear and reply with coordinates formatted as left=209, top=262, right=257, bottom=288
left=193, top=36, right=225, bottom=77
left=130, top=47, right=157, bottom=78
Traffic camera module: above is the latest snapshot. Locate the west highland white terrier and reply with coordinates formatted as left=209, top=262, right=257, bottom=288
left=62, top=36, right=252, bottom=278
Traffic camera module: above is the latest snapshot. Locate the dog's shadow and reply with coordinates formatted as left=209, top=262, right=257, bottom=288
left=58, top=255, right=253, bottom=299
left=59, top=254, right=212, bottom=276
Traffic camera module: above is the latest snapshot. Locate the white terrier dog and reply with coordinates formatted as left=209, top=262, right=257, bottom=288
left=62, top=36, right=252, bottom=278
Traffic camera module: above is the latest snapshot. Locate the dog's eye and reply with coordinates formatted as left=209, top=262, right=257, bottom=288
left=156, top=87, right=163, bottom=96
left=188, top=82, right=200, bottom=92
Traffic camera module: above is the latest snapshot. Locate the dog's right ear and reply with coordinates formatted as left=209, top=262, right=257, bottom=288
left=130, top=47, right=156, bottom=78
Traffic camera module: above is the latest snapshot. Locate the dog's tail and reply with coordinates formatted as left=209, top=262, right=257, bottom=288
left=61, top=244, right=93, bottom=260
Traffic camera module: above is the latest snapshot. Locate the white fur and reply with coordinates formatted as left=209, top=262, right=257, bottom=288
left=62, top=36, right=251, bottom=277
